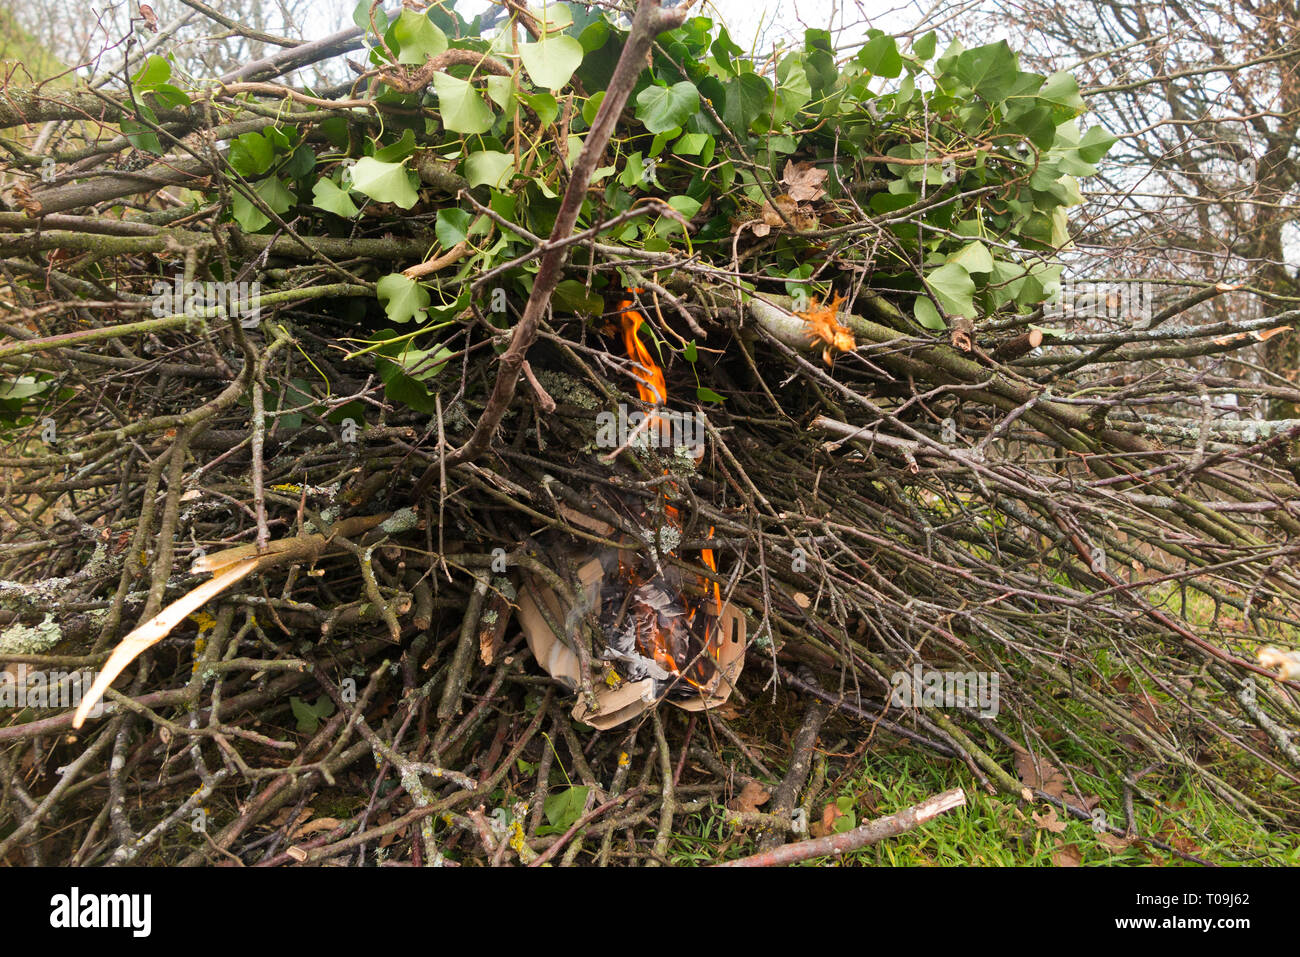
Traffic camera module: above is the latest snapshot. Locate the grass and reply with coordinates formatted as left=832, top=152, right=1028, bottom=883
left=666, top=741, right=1300, bottom=866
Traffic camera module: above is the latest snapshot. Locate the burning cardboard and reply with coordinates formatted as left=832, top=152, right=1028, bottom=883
left=516, top=509, right=745, bottom=730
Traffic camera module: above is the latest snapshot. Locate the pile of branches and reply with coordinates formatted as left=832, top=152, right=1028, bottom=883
left=1, top=0, right=1298, bottom=865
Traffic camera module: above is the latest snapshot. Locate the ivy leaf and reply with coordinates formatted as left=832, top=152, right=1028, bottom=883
left=696, top=386, right=726, bottom=403
left=373, top=128, right=417, bottom=162
left=391, top=9, right=448, bottom=65
left=432, top=72, right=496, bottom=134
left=435, top=207, right=472, bottom=247
left=541, top=786, right=590, bottom=834
left=954, top=41, right=1020, bottom=103
left=486, top=74, right=515, bottom=110
left=348, top=156, right=420, bottom=208
left=723, top=73, right=771, bottom=133
left=553, top=279, right=604, bottom=315
left=0, top=377, right=50, bottom=401
left=464, top=150, right=514, bottom=189
left=312, top=177, right=360, bottom=218
left=383, top=344, right=451, bottom=381
left=518, top=34, right=584, bottom=91
left=1077, top=124, right=1118, bottom=164
left=131, top=54, right=171, bottom=91
left=857, top=35, right=901, bottom=77
left=924, top=263, right=976, bottom=319
left=289, top=694, right=336, bottom=734
left=376, top=273, right=431, bottom=324
left=150, top=83, right=191, bottom=109
left=950, top=240, right=994, bottom=274
left=635, top=81, right=700, bottom=134
left=516, top=90, right=559, bottom=127
left=352, top=0, right=389, bottom=35
left=121, top=119, right=162, bottom=156
left=1038, top=70, right=1086, bottom=114
left=231, top=176, right=293, bottom=232
left=913, top=295, right=946, bottom=330
left=229, top=131, right=274, bottom=178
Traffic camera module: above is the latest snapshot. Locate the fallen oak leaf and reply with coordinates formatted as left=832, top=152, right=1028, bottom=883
left=782, top=159, right=828, bottom=202
left=726, top=780, right=770, bottom=814
left=1032, top=807, right=1067, bottom=833
left=1013, top=746, right=1067, bottom=798
left=1052, top=841, right=1083, bottom=866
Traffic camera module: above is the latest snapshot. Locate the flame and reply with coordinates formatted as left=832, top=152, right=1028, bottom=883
left=798, top=292, right=855, bottom=366
left=618, top=293, right=668, bottom=407
left=610, top=289, right=723, bottom=693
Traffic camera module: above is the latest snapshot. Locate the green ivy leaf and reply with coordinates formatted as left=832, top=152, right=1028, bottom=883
left=635, top=81, right=700, bottom=134
left=553, top=279, right=604, bottom=314
left=950, top=240, right=994, bottom=274
left=912, top=31, right=937, bottom=60
left=722, top=73, right=770, bottom=133
left=516, top=90, right=559, bottom=127
left=696, top=386, right=726, bottom=403
left=289, top=694, right=336, bottom=734
left=373, top=128, right=417, bottom=162
left=231, top=176, right=293, bottom=232
left=312, top=176, right=360, bottom=218
left=229, top=131, right=275, bottom=178
left=353, top=0, right=389, bottom=35
left=464, top=150, right=514, bottom=189
left=131, top=54, right=171, bottom=91
left=376, top=273, right=431, bottom=324
left=150, top=83, right=191, bottom=109
left=541, top=786, right=590, bottom=834
left=1038, top=70, right=1086, bottom=114
left=913, top=295, right=946, bottom=330
left=348, top=156, right=420, bottom=208
left=436, top=207, right=472, bottom=247
left=486, top=74, right=515, bottom=110
left=432, top=72, right=496, bottom=134
left=925, top=262, right=976, bottom=319
left=953, top=41, right=1020, bottom=103
left=518, top=33, right=584, bottom=90
left=857, top=35, right=901, bottom=77
left=391, top=9, right=448, bottom=65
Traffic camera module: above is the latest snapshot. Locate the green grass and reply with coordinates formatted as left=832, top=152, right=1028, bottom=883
left=667, top=744, right=1299, bottom=865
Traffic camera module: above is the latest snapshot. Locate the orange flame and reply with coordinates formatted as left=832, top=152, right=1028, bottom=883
left=615, top=289, right=723, bottom=690
left=618, top=293, right=667, bottom=407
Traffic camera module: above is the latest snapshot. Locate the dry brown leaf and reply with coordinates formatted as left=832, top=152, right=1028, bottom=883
left=1061, top=791, right=1100, bottom=815
left=811, top=800, right=849, bottom=838
left=292, top=817, right=343, bottom=839
left=1032, top=807, right=1067, bottom=833
left=1096, top=831, right=1134, bottom=852
left=727, top=780, right=770, bottom=814
left=783, top=160, right=829, bottom=202
left=270, top=806, right=313, bottom=829
left=1013, top=747, right=1067, bottom=798
left=1052, top=841, right=1083, bottom=866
